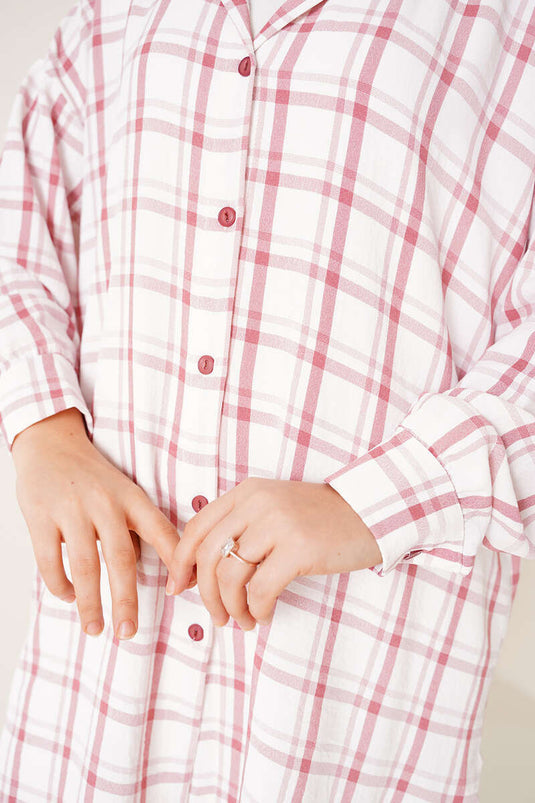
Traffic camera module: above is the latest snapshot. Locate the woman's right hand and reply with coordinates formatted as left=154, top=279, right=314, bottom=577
left=11, top=406, right=181, bottom=641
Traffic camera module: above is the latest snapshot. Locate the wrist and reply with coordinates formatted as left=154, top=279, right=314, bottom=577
left=12, top=407, right=89, bottom=464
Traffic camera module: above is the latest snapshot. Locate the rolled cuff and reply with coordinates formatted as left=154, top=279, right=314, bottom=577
left=0, top=351, right=93, bottom=450
left=324, top=427, right=469, bottom=577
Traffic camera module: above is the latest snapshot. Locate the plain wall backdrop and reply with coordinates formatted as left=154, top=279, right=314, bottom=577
left=0, top=2, right=534, bottom=801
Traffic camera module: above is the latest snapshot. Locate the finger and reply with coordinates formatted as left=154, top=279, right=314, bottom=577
left=193, top=511, right=249, bottom=625
left=28, top=520, right=76, bottom=602
left=125, top=489, right=180, bottom=571
left=169, top=490, right=238, bottom=587
left=170, top=501, right=246, bottom=594
left=216, top=530, right=265, bottom=630
left=94, top=512, right=139, bottom=640
left=185, top=563, right=197, bottom=589
left=167, top=564, right=197, bottom=595
left=129, top=529, right=142, bottom=562
left=247, top=548, right=298, bottom=625
left=62, top=518, right=104, bottom=637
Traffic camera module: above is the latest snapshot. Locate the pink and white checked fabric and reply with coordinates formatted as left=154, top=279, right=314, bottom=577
left=1, top=1, right=535, bottom=800
left=248, top=0, right=284, bottom=37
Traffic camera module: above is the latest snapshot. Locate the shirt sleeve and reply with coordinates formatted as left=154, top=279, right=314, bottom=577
left=0, top=0, right=95, bottom=452
left=324, top=200, right=535, bottom=579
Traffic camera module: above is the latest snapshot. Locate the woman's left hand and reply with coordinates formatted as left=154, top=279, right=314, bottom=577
left=166, top=477, right=383, bottom=630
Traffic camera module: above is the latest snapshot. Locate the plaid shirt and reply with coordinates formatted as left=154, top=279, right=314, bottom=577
left=1, top=1, right=534, bottom=800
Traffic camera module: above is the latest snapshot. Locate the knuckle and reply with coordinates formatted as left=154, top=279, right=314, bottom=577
left=36, top=550, right=59, bottom=575
left=145, top=510, right=179, bottom=545
left=113, top=596, right=137, bottom=609
left=153, top=510, right=171, bottom=530
left=123, top=481, right=147, bottom=501
left=73, top=584, right=100, bottom=605
left=93, top=489, right=121, bottom=518
left=238, top=476, right=260, bottom=495
left=75, top=588, right=102, bottom=613
left=122, top=489, right=147, bottom=522
left=182, top=519, right=197, bottom=541
left=293, top=531, right=308, bottom=553
left=76, top=596, right=102, bottom=618
left=73, top=554, right=100, bottom=579
left=60, top=492, right=85, bottom=515
left=157, top=518, right=179, bottom=540
left=247, top=486, right=271, bottom=510
left=108, top=546, right=136, bottom=570
left=25, top=509, right=53, bottom=535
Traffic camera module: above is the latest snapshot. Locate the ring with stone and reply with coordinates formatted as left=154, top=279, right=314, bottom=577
left=220, top=535, right=259, bottom=567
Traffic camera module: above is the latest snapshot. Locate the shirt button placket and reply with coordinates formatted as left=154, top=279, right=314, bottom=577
left=191, top=356, right=213, bottom=512
left=181, top=43, right=254, bottom=655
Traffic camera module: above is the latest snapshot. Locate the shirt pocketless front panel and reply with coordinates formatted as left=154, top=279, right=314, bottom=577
left=76, top=3, right=529, bottom=798
left=1, top=0, right=535, bottom=801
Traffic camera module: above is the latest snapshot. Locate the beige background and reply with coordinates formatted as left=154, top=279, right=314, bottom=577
left=0, top=2, right=534, bottom=800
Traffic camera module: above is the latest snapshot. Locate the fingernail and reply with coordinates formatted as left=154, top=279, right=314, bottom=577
left=165, top=578, right=178, bottom=595
left=61, top=592, right=76, bottom=603
left=85, top=620, right=103, bottom=636
left=117, top=620, right=136, bottom=639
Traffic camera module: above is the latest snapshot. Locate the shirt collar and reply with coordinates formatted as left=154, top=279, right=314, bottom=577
left=219, top=0, right=327, bottom=50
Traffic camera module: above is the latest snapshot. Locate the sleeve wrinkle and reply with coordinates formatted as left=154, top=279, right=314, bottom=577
left=0, top=0, right=95, bottom=451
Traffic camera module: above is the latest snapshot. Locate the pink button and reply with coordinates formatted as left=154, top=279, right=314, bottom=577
left=198, top=355, right=214, bottom=374
left=192, top=495, right=208, bottom=512
left=238, top=56, right=251, bottom=77
left=218, top=206, right=236, bottom=227
left=188, top=623, right=204, bottom=641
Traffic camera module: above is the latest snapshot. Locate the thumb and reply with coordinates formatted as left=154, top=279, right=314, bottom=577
left=125, top=491, right=181, bottom=572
